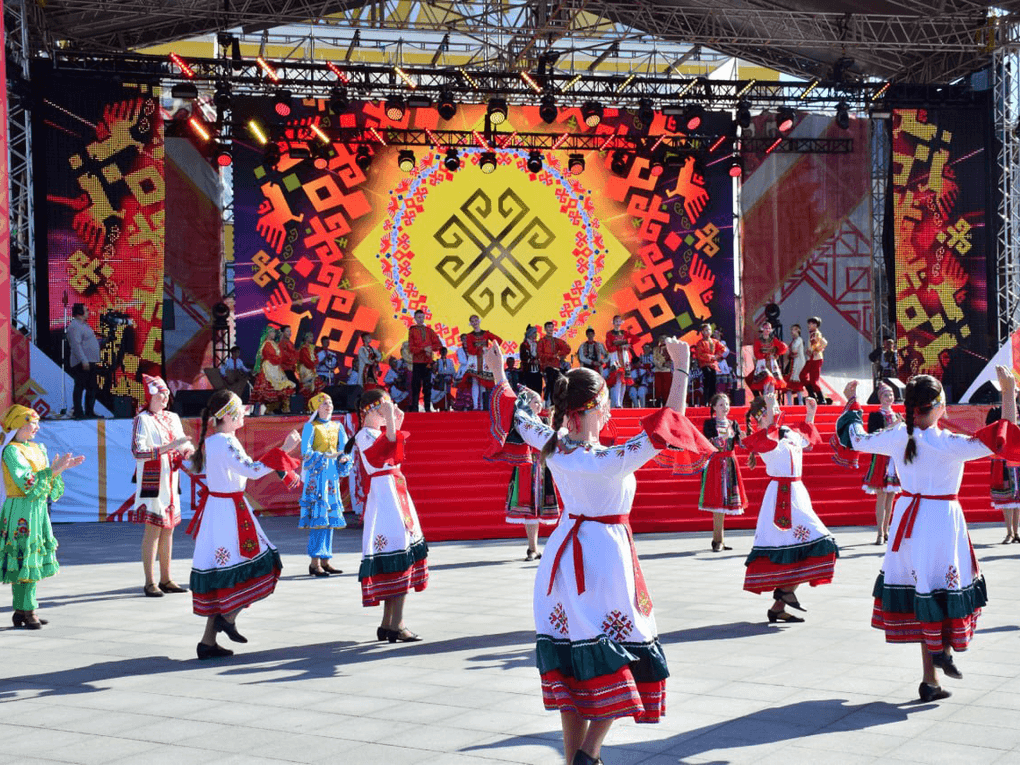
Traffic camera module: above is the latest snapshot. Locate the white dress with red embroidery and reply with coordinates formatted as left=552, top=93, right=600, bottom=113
left=131, top=409, right=187, bottom=528
left=355, top=427, right=429, bottom=607
left=508, top=385, right=713, bottom=724
left=742, top=422, right=839, bottom=594
left=189, top=433, right=283, bottom=617
left=837, top=405, right=1020, bottom=652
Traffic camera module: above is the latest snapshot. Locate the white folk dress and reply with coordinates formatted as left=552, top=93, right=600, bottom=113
left=189, top=433, right=283, bottom=617
left=742, top=423, right=839, bottom=594
left=355, top=427, right=429, bottom=607
left=509, top=386, right=713, bottom=723
left=837, top=405, right=1020, bottom=652
left=131, top=409, right=188, bottom=528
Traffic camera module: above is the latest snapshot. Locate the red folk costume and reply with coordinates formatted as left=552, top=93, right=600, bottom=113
left=250, top=337, right=295, bottom=409
left=297, top=343, right=326, bottom=401
left=279, top=337, right=298, bottom=374
left=537, top=335, right=571, bottom=370
left=696, top=418, right=747, bottom=514
left=605, top=329, right=635, bottom=387
left=408, top=324, right=442, bottom=364
left=691, top=338, right=725, bottom=372
left=863, top=409, right=902, bottom=495
left=465, top=330, right=503, bottom=388
left=746, top=336, right=789, bottom=392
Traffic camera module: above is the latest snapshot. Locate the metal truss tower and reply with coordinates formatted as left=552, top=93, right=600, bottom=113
left=870, top=120, right=891, bottom=346
left=995, top=39, right=1020, bottom=345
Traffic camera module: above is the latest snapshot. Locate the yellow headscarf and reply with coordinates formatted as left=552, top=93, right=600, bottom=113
left=307, top=392, right=330, bottom=414
left=2, top=405, right=39, bottom=433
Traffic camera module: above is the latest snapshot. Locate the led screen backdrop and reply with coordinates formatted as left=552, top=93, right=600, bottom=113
left=36, top=67, right=165, bottom=403
left=232, top=99, right=735, bottom=374
left=891, top=103, right=994, bottom=402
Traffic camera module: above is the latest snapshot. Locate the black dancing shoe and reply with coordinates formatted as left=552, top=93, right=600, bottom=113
left=376, top=626, right=389, bottom=642
left=767, top=608, right=804, bottom=624
left=773, top=587, right=805, bottom=612
left=711, top=541, right=721, bottom=552
left=387, top=627, right=422, bottom=643
left=214, top=614, right=248, bottom=644
left=571, top=749, right=603, bottom=765
left=197, top=642, right=234, bottom=660
left=918, top=682, right=951, bottom=702
left=308, top=564, right=330, bottom=577
left=321, top=562, right=343, bottom=574
left=158, top=580, right=188, bottom=593
left=931, top=651, right=963, bottom=679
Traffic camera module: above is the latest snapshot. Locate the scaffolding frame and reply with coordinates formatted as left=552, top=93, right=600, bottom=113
left=995, top=40, right=1020, bottom=344
left=870, top=119, right=892, bottom=347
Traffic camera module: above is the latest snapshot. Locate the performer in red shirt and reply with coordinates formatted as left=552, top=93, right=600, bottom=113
left=606, top=315, right=635, bottom=407
left=279, top=326, right=299, bottom=387
left=407, top=310, right=443, bottom=412
left=746, top=321, right=788, bottom=394
left=537, top=321, right=571, bottom=405
left=464, top=314, right=503, bottom=411
left=690, top=323, right=727, bottom=400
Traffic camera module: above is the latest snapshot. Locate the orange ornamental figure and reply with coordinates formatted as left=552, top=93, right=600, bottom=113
left=690, top=323, right=727, bottom=400
left=746, top=321, right=788, bottom=394
left=463, top=314, right=503, bottom=411
left=536, top=321, right=571, bottom=405
left=605, top=315, right=636, bottom=407
left=407, top=309, right=443, bottom=413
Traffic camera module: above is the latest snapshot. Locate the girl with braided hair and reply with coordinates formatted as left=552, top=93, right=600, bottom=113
left=483, top=339, right=714, bottom=765
left=834, top=367, right=1020, bottom=703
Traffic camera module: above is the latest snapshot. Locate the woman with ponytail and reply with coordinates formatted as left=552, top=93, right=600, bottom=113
left=834, top=367, right=1020, bottom=703
left=188, top=390, right=301, bottom=660
left=299, top=392, right=350, bottom=576
left=482, top=338, right=714, bottom=765
left=742, top=387, right=838, bottom=623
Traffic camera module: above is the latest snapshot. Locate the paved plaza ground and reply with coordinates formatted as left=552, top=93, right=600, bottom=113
left=2, top=519, right=1020, bottom=765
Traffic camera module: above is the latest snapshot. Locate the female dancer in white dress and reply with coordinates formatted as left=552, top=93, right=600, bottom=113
left=742, top=389, right=839, bottom=623
left=835, top=368, right=1020, bottom=702
left=188, top=390, right=300, bottom=659
left=484, top=339, right=713, bottom=765
left=132, top=374, right=194, bottom=596
left=864, top=381, right=902, bottom=544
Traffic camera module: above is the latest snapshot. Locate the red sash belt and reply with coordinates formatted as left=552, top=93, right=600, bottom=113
left=186, top=490, right=261, bottom=560
left=892, top=492, right=959, bottom=551
left=369, top=468, right=415, bottom=532
left=772, top=477, right=801, bottom=530
left=547, top=513, right=653, bottom=617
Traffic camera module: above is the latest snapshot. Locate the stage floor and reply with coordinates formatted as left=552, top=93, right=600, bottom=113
left=3, top=518, right=1020, bottom=764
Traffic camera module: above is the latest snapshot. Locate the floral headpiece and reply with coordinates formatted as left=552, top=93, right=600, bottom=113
left=361, top=394, right=392, bottom=416
left=213, top=392, right=244, bottom=421
left=570, top=380, right=609, bottom=413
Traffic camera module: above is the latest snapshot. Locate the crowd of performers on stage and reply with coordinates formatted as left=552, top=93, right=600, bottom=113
left=7, top=323, right=1020, bottom=763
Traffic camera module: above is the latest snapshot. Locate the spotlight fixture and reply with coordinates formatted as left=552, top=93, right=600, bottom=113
left=636, top=99, right=654, bottom=127
left=264, top=142, right=282, bottom=169
left=567, top=153, right=585, bottom=175
left=438, top=91, right=457, bottom=121
left=385, top=96, right=406, bottom=120
left=581, top=101, right=603, bottom=127
left=835, top=100, right=850, bottom=130
left=479, top=151, right=497, bottom=174
left=213, top=86, right=231, bottom=109
left=736, top=99, right=752, bottom=129
left=487, top=97, right=508, bottom=125
left=728, top=155, right=743, bottom=178
left=777, top=107, right=795, bottom=134
left=329, top=87, right=349, bottom=114
left=539, top=95, right=557, bottom=124
left=273, top=90, right=292, bottom=117
left=355, top=145, right=372, bottom=171
left=649, top=158, right=664, bottom=177
left=444, top=148, right=461, bottom=171
left=398, top=149, right=416, bottom=173
left=526, top=150, right=543, bottom=173
left=610, top=150, right=628, bottom=176
left=170, top=83, right=198, bottom=100
left=682, top=103, right=705, bottom=132
left=213, top=141, right=233, bottom=167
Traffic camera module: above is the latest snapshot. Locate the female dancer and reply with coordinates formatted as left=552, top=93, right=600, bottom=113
left=356, top=331, right=382, bottom=389
left=132, top=374, right=194, bottom=596
left=485, top=383, right=560, bottom=561
left=300, top=392, right=350, bottom=577
left=251, top=326, right=295, bottom=414
left=188, top=390, right=300, bottom=659
left=986, top=398, right=1020, bottom=543
left=351, top=389, right=429, bottom=642
left=746, top=321, right=787, bottom=394
left=835, top=369, right=1020, bottom=702
left=863, top=380, right=901, bottom=545
left=483, top=339, right=713, bottom=765
left=296, top=330, right=326, bottom=405
left=742, top=389, right=838, bottom=623
left=1, top=406, right=84, bottom=629
left=697, top=393, right=746, bottom=552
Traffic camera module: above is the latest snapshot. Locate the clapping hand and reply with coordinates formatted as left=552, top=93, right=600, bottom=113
left=52, top=452, right=86, bottom=476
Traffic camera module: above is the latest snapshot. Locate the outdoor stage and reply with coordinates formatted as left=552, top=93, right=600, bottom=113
left=46, top=404, right=1001, bottom=542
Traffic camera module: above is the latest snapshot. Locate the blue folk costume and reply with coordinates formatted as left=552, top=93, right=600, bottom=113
left=299, top=394, right=351, bottom=560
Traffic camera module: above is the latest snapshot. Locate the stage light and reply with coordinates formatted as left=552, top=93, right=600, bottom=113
left=479, top=151, right=497, bottom=174
left=264, top=142, right=282, bottom=168
left=487, top=97, right=508, bottom=125
left=438, top=91, right=457, bottom=121
left=649, top=158, right=664, bottom=177
left=248, top=119, right=268, bottom=145
left=212, top=301, right=231, bottom=328
left=610, top=150, right=628, bottom=176
left=637, top=99, right=654, bottom=126
left=228, top=36, right=243, bottom=71
left=682, top=103, right=704, bottom=131
left=213, top=86, right=231, bottom=109
left=189, top=117, right=210, bottom=141
left=385, top=96, right=405, bottom=120
left=777, top=107, right=795, bottom=134
left=581, top=101, right=603, bottom=127
left=310, top=123, right=329, bottom=143
left=213, top=141, right=233, bottom=167
left=169, top=52, right=195, bottom=78
left=539, top=95, right=557, bottom=124
left=398, top=149, right=416, bottom=172
left=257, top=56, right=279, bottom=82
left=170, top=83, right=198, bottom=100
left=527, top=150, right=543, bottom=173
left=444, top=148, right=461, bottom=171
left=329, top=87, right=349, bottom=114
left=836, top=100, right=850, bottom=130
left=736, top=99, right=752, bottom=129
left=273, top=90, right=292, bottom=117
left=567, top=153, right=585, bottom=175
left=728, top=155, right=743, bottom=178
left=355, top=145, right=372, bottom=171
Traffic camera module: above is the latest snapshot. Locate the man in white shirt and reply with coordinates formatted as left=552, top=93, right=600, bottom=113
left=221, top=346, right=251, bottom=400
left=66, top=303, right=102, bottom=419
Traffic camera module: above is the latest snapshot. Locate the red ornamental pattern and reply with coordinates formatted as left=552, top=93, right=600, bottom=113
left=215, top=546, right=231, bottom=566
left=793, top=525, right=810, bottom=542
left=945, top=565, right=960, bottom=590
left=373, top=534, right=388, bottom=553
left=549, top=603, right=569, bottom=636
left=601, top=609, right=634, bottom=642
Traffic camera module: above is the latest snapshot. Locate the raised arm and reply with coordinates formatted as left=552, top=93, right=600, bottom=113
left=663, top=337, right=690, bottom=415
